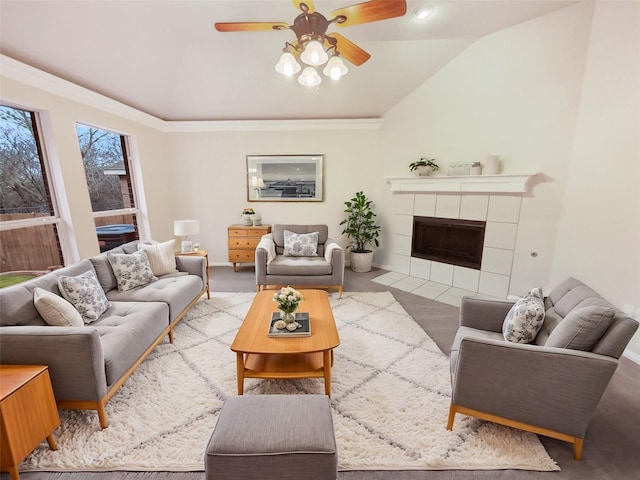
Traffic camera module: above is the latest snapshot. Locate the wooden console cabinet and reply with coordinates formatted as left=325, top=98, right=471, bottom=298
left=228, top=224, right=271, bottom=272
left=1, top=365, right=60, bottom=480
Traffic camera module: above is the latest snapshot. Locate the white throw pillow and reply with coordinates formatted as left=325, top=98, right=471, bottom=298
left=138, top=240, right=178, bottom=276
left=502, top=287, right=546, bottom=343
left=107, top=250, right=157, bottom=292
left=34, top=287, right=84, bottom=327
left=58, top=270, right=111, bottom=323
left=283, top=230, right=319, bottom=257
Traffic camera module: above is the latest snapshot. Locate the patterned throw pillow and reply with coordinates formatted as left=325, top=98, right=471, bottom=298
left=138, top=239, right=178, bottom=276
left=106, top=250, right=157, bottom=292
left=502, top=287, right=546, bottom=343
left=283, top=230, right=319, bottom=257
left=58, top=270, right=111, bottom=323
left=34, top=287, right=84, bottom=327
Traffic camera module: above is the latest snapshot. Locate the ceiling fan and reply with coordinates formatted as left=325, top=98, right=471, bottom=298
left=214, top=0, right=407, bottom=86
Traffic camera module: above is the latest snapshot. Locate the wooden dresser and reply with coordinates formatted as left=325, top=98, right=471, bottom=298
left=228, top=224, right=271, bottom=272
left=1, top=365, right=60, bottom=480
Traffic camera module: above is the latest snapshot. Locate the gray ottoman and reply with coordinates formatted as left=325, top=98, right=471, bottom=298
left=205, top=394, right=337, bottom=480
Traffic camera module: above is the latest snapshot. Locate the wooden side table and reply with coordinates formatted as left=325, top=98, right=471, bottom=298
left=228, top=224, right=272, bottom=272
left=175, top=249, right=211, bottom=299
left=0, top=365, right=60, bottom=480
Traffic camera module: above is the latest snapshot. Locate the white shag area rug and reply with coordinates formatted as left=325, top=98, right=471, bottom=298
left=22, top=292, right=559, bottom=473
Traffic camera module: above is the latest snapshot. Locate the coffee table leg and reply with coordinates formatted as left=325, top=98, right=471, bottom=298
left=236, top=352, right=245, bottom=395
left=323, top=349, right=332, bottom=397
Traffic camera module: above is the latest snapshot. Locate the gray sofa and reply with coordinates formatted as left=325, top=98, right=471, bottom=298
left=447, top=277, right=638, bottom=460
left=0, top=240, right=207, bottom=428
left=255, top=224, right=344, bottom=297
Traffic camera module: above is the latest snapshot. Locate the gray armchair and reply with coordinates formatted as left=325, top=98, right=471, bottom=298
left=447, top=278, right=638, bottom=460
left=255, top=224, right=344, bottom=297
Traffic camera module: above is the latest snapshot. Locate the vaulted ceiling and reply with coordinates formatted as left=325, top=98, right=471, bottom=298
left=0, top=0, right=575, bottom=121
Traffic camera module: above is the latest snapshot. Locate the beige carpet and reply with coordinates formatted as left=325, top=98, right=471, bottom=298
left=22, top=292, right=559, bottom=473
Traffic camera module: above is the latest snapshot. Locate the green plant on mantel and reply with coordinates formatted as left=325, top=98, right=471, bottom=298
left=340, top=191, right=381, bottom=253
left=409, top=158, right=440, bottom=172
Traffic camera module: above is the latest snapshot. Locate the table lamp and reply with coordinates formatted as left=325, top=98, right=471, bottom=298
left=174, top=220, right=200, bottom=253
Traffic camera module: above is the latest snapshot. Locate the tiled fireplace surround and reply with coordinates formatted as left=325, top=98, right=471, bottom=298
left=375, top=190, right=524, bottom=307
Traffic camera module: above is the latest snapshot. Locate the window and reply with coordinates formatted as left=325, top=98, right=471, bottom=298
left=0, top=105, right=64, bottom=286
left=75, top=124, right=139, bottom=252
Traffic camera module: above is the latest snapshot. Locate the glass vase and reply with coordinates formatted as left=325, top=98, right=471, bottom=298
left=280, top=310, right=296, bottom=324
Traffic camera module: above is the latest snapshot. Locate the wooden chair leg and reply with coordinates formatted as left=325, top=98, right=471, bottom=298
left=98, top=402, right=108, bottom=429
left=574, top=438, right=584, bottom=461
left=446, top=403, right=456, bottom=430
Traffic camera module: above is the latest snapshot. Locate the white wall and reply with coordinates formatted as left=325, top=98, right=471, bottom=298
left=376, top=2, right=595, bottom=295
left=167, top=127, right=380, bottom=264
left=550, top=1, right=640, bottom=359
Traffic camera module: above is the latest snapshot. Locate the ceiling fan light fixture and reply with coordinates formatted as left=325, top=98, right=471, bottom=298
left=412, top=5, right=434, bottom=20
left=275, top=51, right=301, bottom=76
left=298, top=66, right=322, bottom=87
left=300, top=39, right=329, bottom=66
left=322, top=55, right=348, bottom=80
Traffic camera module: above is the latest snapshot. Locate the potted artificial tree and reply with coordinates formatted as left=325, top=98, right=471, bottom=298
left=409, top=158, right=440, bottom=176
left=340, top=191, right=381, bottom=272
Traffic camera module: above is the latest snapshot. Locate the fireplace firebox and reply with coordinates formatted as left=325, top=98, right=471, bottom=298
left=411, top=216, right=486, bottom=270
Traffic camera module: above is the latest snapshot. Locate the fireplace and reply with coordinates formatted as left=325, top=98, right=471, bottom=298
left=411, top=216, right=486, bottom=270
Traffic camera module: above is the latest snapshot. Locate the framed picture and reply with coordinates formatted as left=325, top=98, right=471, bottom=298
left=246, top=154, right=324, bottom=202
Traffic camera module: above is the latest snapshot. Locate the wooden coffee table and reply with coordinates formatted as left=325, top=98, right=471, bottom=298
left=231, top=289, right=340, bottom=396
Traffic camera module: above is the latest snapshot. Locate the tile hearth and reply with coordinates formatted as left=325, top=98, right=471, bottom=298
left=372, top=271, right=505, bottom=307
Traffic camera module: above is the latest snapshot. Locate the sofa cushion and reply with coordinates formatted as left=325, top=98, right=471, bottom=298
left=92, top=301, right=169, bottom=386
left=33, top=287, right=84, bottom=327
left=545, top=305, right=615, bottom=351
left=138, top=240, right=178, bottom=276
left=106, top=274, right=204, bottom=323
left=58, top=270, right=111, bottom=323
left=502, top=287, right=545, bottom=343
left=266, top=256, right=332, bottom=276
left=107, top=250, right=157, bottom=292
left=272, top=225, right=328, bottom=256
left=283, top=230, right=319, bottom=257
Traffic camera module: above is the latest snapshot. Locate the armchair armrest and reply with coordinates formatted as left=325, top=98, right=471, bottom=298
left=175, top=255, right=206, bottom=282
left=459, top=296, right=515, bottom=332
left=324, top=238, right=344, bottom=264
left=453, top=336, right=619, bottom=438
left=0, top=326, right=108, bottom=401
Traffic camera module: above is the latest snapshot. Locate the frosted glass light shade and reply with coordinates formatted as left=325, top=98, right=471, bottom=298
left=300, top=40, right=328, bottom=66
left=275, top=52, right=301, bottom=76
left=174, top=220, right=200, bottom=236
left=322, top=56, right=348, bottom=80
left=298, top=67, right=322, bottom=87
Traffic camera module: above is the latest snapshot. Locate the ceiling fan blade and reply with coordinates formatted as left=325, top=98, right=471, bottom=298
left=292, top=0, right=315, bottom=13
left=326, top=33, right=371, bottom=66
left=214, top=22, right=289, bottom=32
left=331, top=0, right=407, bottom=27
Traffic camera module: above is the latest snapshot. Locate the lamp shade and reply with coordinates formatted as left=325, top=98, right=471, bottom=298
left=300, top=40, right=328, bottom=66
left=298, top=66, right=322, bottom=87
left=174, top=220, right=200, bottom=236
left=275, top=52, right=301, bottom=76
left=322, top=56, right=348, bottom=80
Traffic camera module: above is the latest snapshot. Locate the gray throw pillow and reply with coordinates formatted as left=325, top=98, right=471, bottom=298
left=545, top=305, right=614, bottom=351
left=58, top=270, right=111, bottom=323
left=283, top=230, right=319, bottom=257
left=502, top=287, right=545, bottom=343
left=107, top=250, right=157, bottom=292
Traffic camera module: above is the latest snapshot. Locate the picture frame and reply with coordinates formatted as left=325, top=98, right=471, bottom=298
left=246, top=154, right=323, bottom=202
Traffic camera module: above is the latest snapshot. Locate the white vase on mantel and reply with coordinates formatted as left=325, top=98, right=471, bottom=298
left=484, top=155, right=500, bottom=175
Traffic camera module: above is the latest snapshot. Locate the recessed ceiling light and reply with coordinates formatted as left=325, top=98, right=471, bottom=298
left=412, top=5, right=434, bottom=20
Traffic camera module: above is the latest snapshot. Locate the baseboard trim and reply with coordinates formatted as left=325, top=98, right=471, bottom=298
left=623, top=349, right=640, bottom=365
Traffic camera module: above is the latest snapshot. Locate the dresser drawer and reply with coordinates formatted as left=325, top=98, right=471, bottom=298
left=229, top=250, right=255, bottom=262
left=228, top=229, right=248, bottom=237
left=228, top=238, right=261, bottom=249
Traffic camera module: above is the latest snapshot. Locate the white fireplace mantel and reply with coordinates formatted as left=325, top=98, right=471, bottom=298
left=385, top=172, right=539, bottom=194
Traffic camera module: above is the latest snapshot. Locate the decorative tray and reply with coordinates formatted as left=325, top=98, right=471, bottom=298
left=267, top=312, right=311, bottom=337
